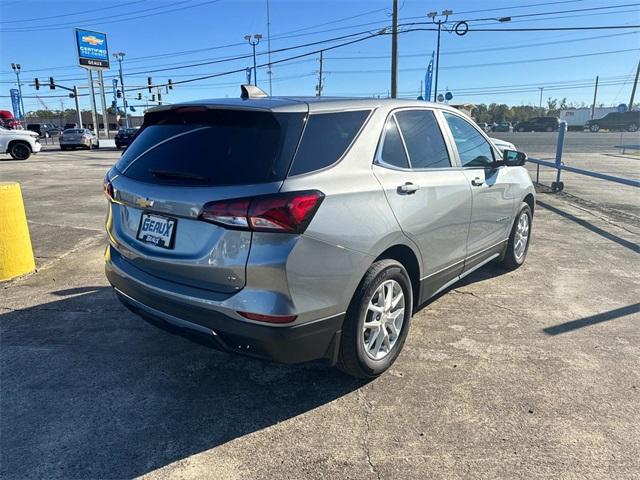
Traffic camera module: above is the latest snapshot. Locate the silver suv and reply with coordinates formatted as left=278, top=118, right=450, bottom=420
left=104, top=94, right=534, bottom=378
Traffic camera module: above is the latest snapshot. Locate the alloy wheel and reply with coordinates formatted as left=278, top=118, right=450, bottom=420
left=514, top=212, right=530, bottom=260
left=362, top=279, right=405, bottom=360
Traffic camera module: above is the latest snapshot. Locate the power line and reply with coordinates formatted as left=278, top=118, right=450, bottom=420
left=0, top=0, right=147, bottom=24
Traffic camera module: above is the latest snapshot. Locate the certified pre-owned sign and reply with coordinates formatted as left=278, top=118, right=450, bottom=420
left=75, top=29, right=109, bottom=69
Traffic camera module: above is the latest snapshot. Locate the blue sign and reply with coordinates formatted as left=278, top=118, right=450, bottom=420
left=445, top=91, right=453, bottom=101
left=75, top=29, right=109, bottom=69
left=617, top=103, right=628, bottom=113
left=10, top=89, right=21, bottom=119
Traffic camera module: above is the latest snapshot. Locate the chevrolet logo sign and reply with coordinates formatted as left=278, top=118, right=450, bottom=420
left=135, top=197, right=154, bottom=208
left=82, top=35, right=104, bottom=46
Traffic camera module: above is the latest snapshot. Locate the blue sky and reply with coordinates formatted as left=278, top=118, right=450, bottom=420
left=1, top=0, right=639, bottom=114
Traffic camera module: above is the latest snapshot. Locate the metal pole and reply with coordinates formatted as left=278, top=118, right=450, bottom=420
left=629, top=59, right=640, bottom=110
left=266, top=0, right=273, bottom=96
left=434, top=21, right=441, bottom=102
left=553, top=121, right=567, bottom=191
left=538, top=87, right=544, bottom=115
left=73, top=86, right=82, bottom=128
left=87, top=69, right=99, bottom=137
left=97, top=69, right=110, bottom=139
left=591, top=76, right=599, bottom=119
left=117, top=57, right=129, bottom=128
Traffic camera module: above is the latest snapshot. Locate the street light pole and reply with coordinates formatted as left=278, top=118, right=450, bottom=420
left=113, top=52, right=129, bottom=128
left=539, top=87, right=544, bottom=115
left=11, top=63, right=26, bottom=123
left=244, top=34, right=262, bottom=87
left=427, top=10, right=451, bottom=102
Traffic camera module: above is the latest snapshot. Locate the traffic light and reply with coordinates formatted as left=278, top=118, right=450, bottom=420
left=147, top=77, right=152, bottom=93
left=137, top=92, right=142, bottom=100
left=157, top=92, right=162, bottom=102
left=34, top=78, right=40, bottom=90
left=151, top=94, right=156, bottom=101
left=116, top=89, right=122, bottom=98
left=49, top=77, right=55, bottom=89
left=168, top=79, right=173, bottom=90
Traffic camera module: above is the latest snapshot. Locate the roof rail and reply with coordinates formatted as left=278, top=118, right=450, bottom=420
left=240, top=84, right=268, bottom=100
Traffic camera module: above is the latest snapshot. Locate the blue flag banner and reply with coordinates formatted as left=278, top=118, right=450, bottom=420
left=425, top=51, right=434, bottom=102
left=10, top=89, right=21, bottom=119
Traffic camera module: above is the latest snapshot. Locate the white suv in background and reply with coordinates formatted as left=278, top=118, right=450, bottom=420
left=0, top=126, right=41, bottom=160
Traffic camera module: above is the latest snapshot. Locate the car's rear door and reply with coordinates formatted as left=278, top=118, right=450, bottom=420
left=441, top=111, right=516, bottom=271
left=372, top=108, right=472, bottom=299
left=107, top=105, right=307, bottom=293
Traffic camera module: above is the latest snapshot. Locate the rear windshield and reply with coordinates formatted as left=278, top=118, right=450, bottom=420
left=116, top=109, right=305, bottom=186
left=65, top=129, right=85, bottom=134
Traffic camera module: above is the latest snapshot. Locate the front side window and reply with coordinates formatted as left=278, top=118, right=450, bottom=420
left=394, top=110, right=451, bottom=169
left=443, top=112, right=495, bottom=167
left=378, top=116, right=409, bottom=168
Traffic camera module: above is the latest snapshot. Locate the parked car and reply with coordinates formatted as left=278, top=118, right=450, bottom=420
left=0, top=125, right=41, bottom=160
left=489, top=137, right=517, bottom=153
left=114, top=127, right=139, bottom=148
left=64, top=123, right=79, bottom=130
left=492, top=122, right=513, bottom=132
left=475, top=122, right=493, bottom=133
left=27, top=123, right=61, bottom=138
left=514, top=117, right=560, bottom=132
left=104, top=95, right=534, bottom=379
left=59, top=128, right=98, bottom=150
left=585, top=111, right=639, bottom=132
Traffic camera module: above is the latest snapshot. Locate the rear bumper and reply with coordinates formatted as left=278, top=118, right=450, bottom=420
left=105, top=248, right=344, bottom=365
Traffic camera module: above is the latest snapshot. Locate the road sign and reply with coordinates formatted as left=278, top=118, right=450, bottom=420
left=75, top=29, right=110, bottom=69
left=9, top=89, right=21, bottom=119
left=618, top=103, right=628, bottom=113
left=437, top=93, right=445, bottom=102
left=445, top=91, right=453, bottom=101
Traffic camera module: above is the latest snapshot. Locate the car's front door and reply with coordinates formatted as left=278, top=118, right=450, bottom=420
left=372, top=109, right=472, bottom=300
left=441, top=111, right=517, bottom=271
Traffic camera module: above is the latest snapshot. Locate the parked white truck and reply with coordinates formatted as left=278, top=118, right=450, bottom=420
left=0, top=126, right=41, bottom=160
left=560, top=107, right=618, bottom=131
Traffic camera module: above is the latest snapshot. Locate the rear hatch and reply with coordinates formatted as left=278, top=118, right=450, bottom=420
left=107, top=104, right=307, bottom=293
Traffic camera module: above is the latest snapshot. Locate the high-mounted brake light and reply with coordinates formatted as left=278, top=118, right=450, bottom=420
left=200, top=190, right=324, bottom=234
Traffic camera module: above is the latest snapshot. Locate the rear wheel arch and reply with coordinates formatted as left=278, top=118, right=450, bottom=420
left=375, top=244, right=421, bottom=307
left=523, top=193, right=535, bottom=215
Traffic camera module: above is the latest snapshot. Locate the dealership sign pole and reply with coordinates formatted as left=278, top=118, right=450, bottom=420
left=74, top=28, right=111, bottom=139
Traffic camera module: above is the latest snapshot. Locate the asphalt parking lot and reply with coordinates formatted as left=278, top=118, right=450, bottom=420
left=1, top=145, right=639, bottom=479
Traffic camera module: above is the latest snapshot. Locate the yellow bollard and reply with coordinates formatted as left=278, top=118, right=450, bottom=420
left=0, top=182, right=35, bottom=281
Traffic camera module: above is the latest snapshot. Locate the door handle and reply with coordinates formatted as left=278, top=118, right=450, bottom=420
left=397, top=182, right=420, bottom=194
left=471, top=177, right=484, bottom=186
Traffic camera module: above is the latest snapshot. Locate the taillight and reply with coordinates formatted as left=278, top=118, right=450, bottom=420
left=200, top=190, right=324, bottom=234
left=238, top=311, right=297, bottom=323
left=103, top=175, right=114, bottom=199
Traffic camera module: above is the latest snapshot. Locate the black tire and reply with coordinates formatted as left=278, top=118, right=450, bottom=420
left=338, top=259, right=413, bottom=379
left=627, top=123, right=638, bottom=132
left=501, top=203, right=532, bottom=270
left=8, top=141, right=31, bottom=160
left=590, top=124, right=600, bottom=133
left=60, top=145, right=67, bottom=151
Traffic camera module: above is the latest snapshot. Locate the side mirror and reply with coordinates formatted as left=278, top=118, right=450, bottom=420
left=502, top=149, right=527, bottom=166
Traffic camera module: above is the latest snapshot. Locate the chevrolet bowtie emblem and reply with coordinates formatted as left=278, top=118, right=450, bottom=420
left=136, top=197, right=154, bottom=208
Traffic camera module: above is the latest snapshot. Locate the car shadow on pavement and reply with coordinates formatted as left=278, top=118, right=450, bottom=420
left=0, top=287, right=366, bottom=479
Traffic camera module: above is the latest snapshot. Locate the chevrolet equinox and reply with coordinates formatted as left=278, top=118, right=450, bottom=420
left=104, top=92, right=535, bottom=378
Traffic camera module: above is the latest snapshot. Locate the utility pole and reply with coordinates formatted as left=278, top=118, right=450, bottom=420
left=113, top=52, right=129, bottom=128
left=390, top=0, right=398, bottom=98
left=538, top=87, right=544, bottom=115
left=591, top=76, right=599, bottom=119
left=266, top=0, right=273, bottom=95
left=10, top=63, right=26, bottom=123
left=316, top=50, right=324, bottom=96
left=244, top=34, right=262, bottom=87
left=629, top=59, right=640, bottom=110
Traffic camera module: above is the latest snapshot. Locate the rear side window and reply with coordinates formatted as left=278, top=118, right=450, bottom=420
left=288, top=110, right=370, bottom=176
left=116, top=110, right=305, bottom=186
left=378, top=117, right=409, bottom=168
left=394, top=110, right=451, bottom=169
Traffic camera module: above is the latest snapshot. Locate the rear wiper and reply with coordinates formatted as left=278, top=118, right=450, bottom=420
left=149, top=169, right=209, bottom=182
